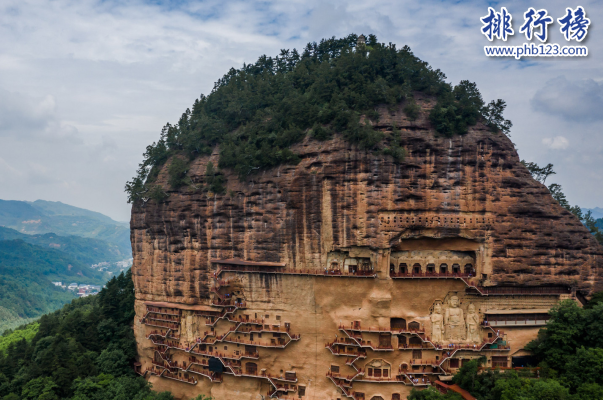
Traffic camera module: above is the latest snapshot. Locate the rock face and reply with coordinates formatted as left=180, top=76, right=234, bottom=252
left=132, top=96, right=602, bottom=400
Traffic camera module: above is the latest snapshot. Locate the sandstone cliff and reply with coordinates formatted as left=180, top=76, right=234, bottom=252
left=131, top=93, right=603, bottom=303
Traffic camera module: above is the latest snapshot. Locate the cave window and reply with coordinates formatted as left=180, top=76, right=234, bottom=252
left=373, top=368, right=382, bottom=378
left=391, top=318, right=406, bottom=331
left=331, top=365, right=339, bottom=374
left=392, top=394, right=401, bottom=400
left=409, top=337, right=422, bottom=347
left=379, top=334, right=391, bottom=348
left=246, top=362, right=258, bottom=375
left=276, top=315, right=281, bottom=321
left=449, top=358, right=460, bottom=368
left=398, top=335, right=407, bottom=348
left=359, top=259, right=372, bottom=272
left=452, top=264, right=460, bottom=274
left=464, top=264, right=474, bottom=275
left=492, top=356, right=508, bottom=368
left=413, top=263, right=422, bottom=274
left=298, top=386, right=305, bottom=397
left=408, top=321, right=420, bottom=331
left=426, top=263, right=435, bottom=273
left=440, top=264, right=448, bottom=274
left=399, top=263, right=408, bottom=274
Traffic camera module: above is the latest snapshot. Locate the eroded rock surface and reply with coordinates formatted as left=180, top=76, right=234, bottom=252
left=132, top=99, right=602, bottom=399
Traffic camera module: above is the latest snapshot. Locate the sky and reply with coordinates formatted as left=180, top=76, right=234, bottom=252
left=0, top=0, right=601, bottom=222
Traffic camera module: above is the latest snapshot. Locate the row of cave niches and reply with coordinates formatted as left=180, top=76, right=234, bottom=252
left=388, top=262, right=476, bottom=277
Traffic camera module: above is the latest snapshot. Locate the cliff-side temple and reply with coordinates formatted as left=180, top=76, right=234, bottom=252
left=130, top=94, right=602, bottom=400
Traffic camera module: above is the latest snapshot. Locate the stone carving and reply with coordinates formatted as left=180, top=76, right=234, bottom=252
left=466, top=303, right=481, bottom=344
left=444, top=296, right=465, bottom=341
left=430, top=303, right=445, bottom=343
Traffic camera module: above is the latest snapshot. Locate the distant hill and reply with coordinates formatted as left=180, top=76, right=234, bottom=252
left=0, top=199, right=131, bottom=257
left=0, top=199, right=131, bottom=333
left=582, top=207, right=603, bottom=220
left=0, top=226, right=128, bottom=265
left=0, top=239, right=109, bottom=333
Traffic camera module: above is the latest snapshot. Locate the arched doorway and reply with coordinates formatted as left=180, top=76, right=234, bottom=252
left=452, top=263, right=460, bottom=274
left=440, top=263, right=448, bottom=274
left=464, top=264, right=475, bottom=275
left=426, top=263, right=435, bottom=273
left=412, top=263, right=422, bottom=274
left=399, top=263, right=408, bottom=274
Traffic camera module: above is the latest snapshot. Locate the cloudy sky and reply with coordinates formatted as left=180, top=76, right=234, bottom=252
left=0, top=0, right=601, bottom=221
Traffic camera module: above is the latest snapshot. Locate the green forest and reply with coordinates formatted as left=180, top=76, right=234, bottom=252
left=0, top=236, right=110, bottom=333
left=0, top=271, right=213, bottom=400
left=126, top=34, right=511, bottom=203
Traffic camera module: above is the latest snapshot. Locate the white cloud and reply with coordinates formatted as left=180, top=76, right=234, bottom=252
left=0, top=0, right=602, bottom=219
left=531, top=76, right=603, bottom=122
left=0, top=88, right=82, bottom=143
left=542, top=136, right=569, bottom=150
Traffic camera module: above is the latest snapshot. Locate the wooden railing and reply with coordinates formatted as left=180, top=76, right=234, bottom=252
left=220, top=266, right=376, bottom=278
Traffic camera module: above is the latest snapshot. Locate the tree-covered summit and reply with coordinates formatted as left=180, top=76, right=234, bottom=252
left=126, top=34, right=511, bottom=203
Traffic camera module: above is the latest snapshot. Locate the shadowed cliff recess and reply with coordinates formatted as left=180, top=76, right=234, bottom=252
left=127, top=35, right=603, bottom=400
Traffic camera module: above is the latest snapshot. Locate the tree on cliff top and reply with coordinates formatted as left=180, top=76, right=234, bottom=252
left=126, top=34, right=512, bottom=203
left=522, top=160, right=603, bottom=244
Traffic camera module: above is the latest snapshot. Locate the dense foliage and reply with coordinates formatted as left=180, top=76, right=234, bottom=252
left=409, top=299, right=603, bottom=400
left=0, top=235, right=115, bottom=332
left=126, top=34, right=511, bottom=203
left=0, top=240, right=106, bottom=284
left=0, top=324, right=39, bottom=355
left=0, top=271, right=182, bottom=400
left=0, top=267, right=75, bottom=333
